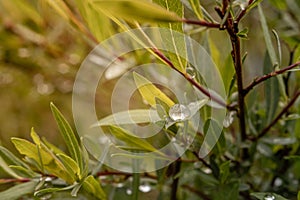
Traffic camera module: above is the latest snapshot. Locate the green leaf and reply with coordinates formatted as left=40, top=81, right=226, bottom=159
left=0, top=156, right=23, bottom=179
left=82, top=175, right=106, bottom=200
left=133, top=72, right=175, bottom=107
left=40, top=0, right=71, bottom=21
left=92, top=0, right=181, bottom=23
left=0, top=146, right=29, bottom=168
left=219, top=161, right=230, bottom=184
left=298, top=191, right=300, bottom=200
left=50, top=102, right=84, bottom=175
left=251, top=192, right=288, bottom=200
left=11, top=137, right=74, bottom=184
left=200, top=119, right=225, bottom=157
left=42, top=137, right=65, bottom=155
left=0, top=181, right=37, bottom=200
left=104, top=125, right=162, bottom=155
left=188, top=0, right=203, bottom=19
left=30, top=127, right=41, bottom=146
left=263, top=52, right=279, bottom=124
left=57, top=153, right=81, bottom=180
left=237, top=27, right=249, bottom=39
left=269, top=0, right=287, bottom=10
left=258, top=4, right=287, bottom=101
left=34, top=184, right=76, bottom=197
left=9, top=165, right=37, bottom=178
left=92, top=109, right=162, bottom=127
left=74, top=0, right=113, bottom=42
left=153, top=0, right=186, bottom=72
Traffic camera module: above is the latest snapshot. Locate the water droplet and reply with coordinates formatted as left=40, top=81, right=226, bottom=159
left=113, top=182, right=125, bottom=188
left=186, top=67, right=196, bottom=79
left=126, top=188, right=132, bottom=195
left=223, top=111, right=236, bottom=128
left=139, top=183, right=151, bottom=193
left=264, top=194, right=275, bottom=200
left=169, top=104, right=191, bottom=122
left=274, top=178, right=283, bottom=187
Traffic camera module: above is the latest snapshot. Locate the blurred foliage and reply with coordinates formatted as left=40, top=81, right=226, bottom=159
left=0, top=0, right=299, bottom=200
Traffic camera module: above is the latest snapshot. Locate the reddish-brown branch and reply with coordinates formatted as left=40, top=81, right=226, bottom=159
left=249, top=91, right=300, bottom=140
left=182, top=19, right=220, bottom=28
left=243, top=62, right=300, bottom=95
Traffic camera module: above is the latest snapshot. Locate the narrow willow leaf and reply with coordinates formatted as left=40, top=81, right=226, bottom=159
left=30, top=128, right=41, bottom=146
left=9, top=165, right=37, bottom=178
left=105, top=125, right=162, bottom=155
left=219, top=161, right=230, bottom=184
left=50, top=103, right=83, bottom=174
left=11, top=138, right=74, bottom=184
left=34, top=184, right=76, bottom=197
left=0, top=146, right=29, bottom=168
left=251, top=192, right=288, bottom=200
left=57, top=153, right=80, bottom=180
left=0, top=156, right=23, bottom=179
left=188, top=0, right=203, bottom=19
left=74, top=0, right=113, bottom=42
left=82, top=175, right=106, bottom=200
left=264, top=52, right=279, bottom=124
left=153, top=0, right=186, bottom=72
left=258, top=4, right=287, bottom=101
left=92, top=0, right=181, bottom=23
left=92, top=109, right=162, bottom=127
left=0, top=181, right=37, bottom=200
left=133, top=72, right=175, bottom=107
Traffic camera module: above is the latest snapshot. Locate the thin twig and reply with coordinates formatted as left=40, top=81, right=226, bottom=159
left=183, top=19, right=220, bottom=28
left=235, top=0, right=255, bottom=23
left=192, top=151, right=213, bottom=169
left=0, top=178, right=31, bottom=184
left=251, top=91, right=300, bottom=140
left=243, top=62, right=300, bottom=95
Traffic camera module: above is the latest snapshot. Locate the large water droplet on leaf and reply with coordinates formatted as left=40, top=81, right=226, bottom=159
left=186, top=67, right=196, bottom=79
left=264, top=194, right=275, bottom=200
left=139, top=183, right=151, bottom=193
left=169, top=104, right=191, bottom=121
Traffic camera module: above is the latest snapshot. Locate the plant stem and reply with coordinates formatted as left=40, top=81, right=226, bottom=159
left=170, top=160, right=181, bottom=200
left=223, top=5, right=247, bottom=141
left=243, top=61, right=300, bottom=95
left=251, top=91, right=300, bottom=140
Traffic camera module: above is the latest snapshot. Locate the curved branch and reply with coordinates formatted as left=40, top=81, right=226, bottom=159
left=243, top=62, right=300, bottom=95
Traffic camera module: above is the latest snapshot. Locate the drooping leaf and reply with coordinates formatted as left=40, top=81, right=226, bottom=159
left=258, top=4, right=287, bottom=101
left=0, top=181, right=37, bottom=200
left=82, top=175, right=106, bottom=200
left=50, top=103, right=84, bottom=174
left=133, top=72, right=175, bottom=107
left=92, top=109, right=162, bottom=127
left=92, top=0, right=181, bottom=23
left=263, top=52, right=279, bottom=124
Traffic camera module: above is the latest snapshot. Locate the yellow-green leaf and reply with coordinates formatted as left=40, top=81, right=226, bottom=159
left=92, top=0, right=181, bottom=23
left=57, top=153, right=81, bottom=180
left=82, top=175, right=106, bottom=200
left=11, top=138, right=74, bottom=183
left=50, top=103, right=84, bottom=175
left=133, top=72, right=175, bottom=107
